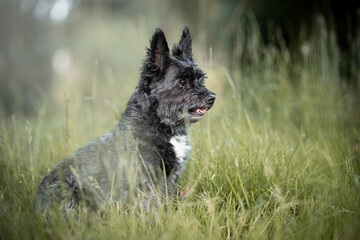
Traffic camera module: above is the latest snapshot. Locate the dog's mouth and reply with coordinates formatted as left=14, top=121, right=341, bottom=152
left=188, top=107, right=208, bottom=123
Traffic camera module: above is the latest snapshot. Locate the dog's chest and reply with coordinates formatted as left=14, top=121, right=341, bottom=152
left=170, top=135, right=191, bottom=172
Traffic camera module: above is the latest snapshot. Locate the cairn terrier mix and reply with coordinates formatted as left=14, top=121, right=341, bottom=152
left=36, top=27, right=216, bottom=214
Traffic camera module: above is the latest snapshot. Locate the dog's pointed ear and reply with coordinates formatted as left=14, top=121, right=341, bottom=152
left=149, top=28, right=169, bottom=70
left=175, top=26, right=193, bottom=60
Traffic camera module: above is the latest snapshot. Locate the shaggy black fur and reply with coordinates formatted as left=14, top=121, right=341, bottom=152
left=36, top=27, right=216, bottom=213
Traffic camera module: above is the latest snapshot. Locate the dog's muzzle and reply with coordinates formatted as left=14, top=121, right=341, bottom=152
left=188, top=92, right=216, bottom=123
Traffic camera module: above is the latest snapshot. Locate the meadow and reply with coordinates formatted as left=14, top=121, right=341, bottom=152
left=0, top=13, right=359, bottom=239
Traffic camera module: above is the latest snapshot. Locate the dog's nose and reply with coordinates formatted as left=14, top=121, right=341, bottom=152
left=206, top=94, right=216, bottom=105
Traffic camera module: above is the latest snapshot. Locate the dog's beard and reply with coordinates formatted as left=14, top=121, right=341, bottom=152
left=156, top=102, right=209, bottom=126
left=180, top=107, right=207, bottom=123
left=186, top=107, right=208, bottom=123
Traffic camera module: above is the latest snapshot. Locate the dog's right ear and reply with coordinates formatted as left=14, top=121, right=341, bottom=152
left=172, top=26, right=193, bottom=61
left=178, top=26, right=193, bottom=60
left=149, top=28, right=169, bottom=70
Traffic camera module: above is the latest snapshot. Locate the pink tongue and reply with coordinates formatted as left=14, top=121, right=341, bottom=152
left=198, top=108, right=206, bottom=114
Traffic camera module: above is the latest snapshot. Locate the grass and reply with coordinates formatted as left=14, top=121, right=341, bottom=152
left=0, top=16, right=360, bottom=239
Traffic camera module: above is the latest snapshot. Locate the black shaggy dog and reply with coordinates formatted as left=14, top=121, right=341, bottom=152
left=36, top=27, right=216, bottom=214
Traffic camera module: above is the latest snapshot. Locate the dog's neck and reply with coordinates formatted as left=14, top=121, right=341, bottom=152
left=119, top=90, right=189, bottom=176
left=121, top=90, right=187, bottom=140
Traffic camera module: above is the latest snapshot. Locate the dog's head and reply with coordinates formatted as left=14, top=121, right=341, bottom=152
left=139, top=27, right=216, bottom=126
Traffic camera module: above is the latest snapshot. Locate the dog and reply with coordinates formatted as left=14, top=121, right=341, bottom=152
left=36, top=27, right=216, bottom=214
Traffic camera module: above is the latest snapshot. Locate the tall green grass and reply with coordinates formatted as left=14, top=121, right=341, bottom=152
left=0, top=16, right=359, bottom=239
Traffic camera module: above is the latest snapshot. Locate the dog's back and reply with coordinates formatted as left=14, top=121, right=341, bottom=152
left=36, top=123, right=179, bottom=214
left=36, top=129, right=123, bottom=213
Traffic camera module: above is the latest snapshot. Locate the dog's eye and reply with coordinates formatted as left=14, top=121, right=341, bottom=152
left=178, top=79, right=187, bottom=86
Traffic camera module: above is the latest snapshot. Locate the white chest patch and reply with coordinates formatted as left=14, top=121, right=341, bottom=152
left=170, top=135, right=191, bottom=172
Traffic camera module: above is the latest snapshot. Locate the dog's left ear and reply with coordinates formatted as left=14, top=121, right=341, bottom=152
left=172, top=26, right=193, bottom=61
left=150, top=28, right=169, bottom=70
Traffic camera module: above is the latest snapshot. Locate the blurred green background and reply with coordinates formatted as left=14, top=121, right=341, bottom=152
left=0, top=0, right=358, bottom=116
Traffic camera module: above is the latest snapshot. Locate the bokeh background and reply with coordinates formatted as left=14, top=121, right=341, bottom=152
left=0, top=0, right=359, bottom=117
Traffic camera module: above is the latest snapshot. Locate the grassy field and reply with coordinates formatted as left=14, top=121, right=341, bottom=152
left=1, top=18, right=360, bottom=239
